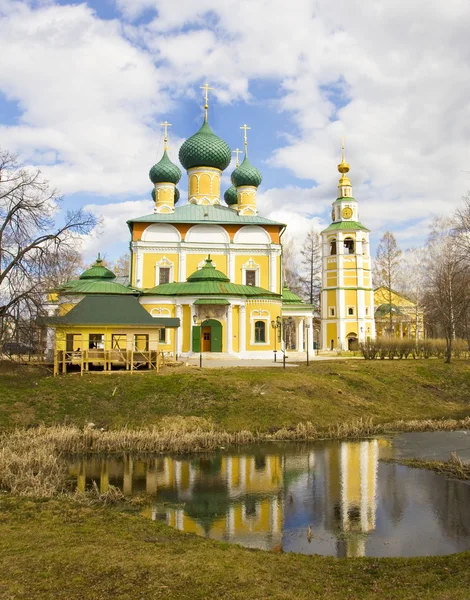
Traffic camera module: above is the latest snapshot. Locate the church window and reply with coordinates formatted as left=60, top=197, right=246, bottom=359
left=365, top=307, right=369, bottom=316
left=348, top=306, right=355, bottom=316
left=159, top=328, right=166, bottom=343
left=245, top=270, right=256, bottom=286
left=254, top=321, right=266, bottom=343
left=330, top=240, right=337, bottom=255
left=329, top=307, right=335, bottom=317
left=344, top=238, right=355, bottom=254
left=159, top=267, right=170, bottom=284
left=89, top=333, right=104, bottom=350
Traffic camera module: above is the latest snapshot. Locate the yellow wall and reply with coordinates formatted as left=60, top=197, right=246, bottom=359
left=234, top=254, right=270, bottom=288
left=142, top=253, right=179, bottom=289
left=232, top=305, right=239, bottom=353
left=182, top=305, right=191, bottom=352
left=326, top=322, right=337, bottom=348
left=245, top=302, right=282, bottom=351
left=55, top=326, right=166, bottom=352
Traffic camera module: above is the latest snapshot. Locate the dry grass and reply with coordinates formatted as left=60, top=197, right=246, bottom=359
left=386, top=451, right=470, bottom=480
left=1, top=416, right=470, bottom=499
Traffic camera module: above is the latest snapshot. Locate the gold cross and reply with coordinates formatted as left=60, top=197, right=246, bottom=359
left=341, top=136, right=345, bottom=162
left=160, top=120, right=172, bottom=150
left=200, top=82, right=214, bottom=120
left=232, top=148, right=242, bottom=167
left=240, top=124, right=251, bottom=156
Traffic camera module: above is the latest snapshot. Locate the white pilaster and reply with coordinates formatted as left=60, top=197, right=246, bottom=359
left=190, top=304, right=196, bottom=353
left=176, top=304, right=183, bottom=356
left=308, top=316, right=315, bottom=354
left=135, top=250, right=144, bottom=288
left=179, top=250, right=186, bottom=282
left=239, top=304, right=246, bottom=354
left=227, top=304, right=233, bottom=354
left=228, top=251, right=235, bottom=282
left=270, top=252, right=277, bottom=292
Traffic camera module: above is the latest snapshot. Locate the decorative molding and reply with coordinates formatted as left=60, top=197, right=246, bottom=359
left=241, top=257, right=260, bottom=287
left=155, top=256, right=175, bottom=286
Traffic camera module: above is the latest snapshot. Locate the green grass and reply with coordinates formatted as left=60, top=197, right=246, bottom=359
left=1, top=360, right=469, bottom=431
left=1, top=497, right=469, bottom=600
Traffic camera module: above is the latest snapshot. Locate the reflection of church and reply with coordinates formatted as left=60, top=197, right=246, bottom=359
left=68, top=440, right=379, bottom=556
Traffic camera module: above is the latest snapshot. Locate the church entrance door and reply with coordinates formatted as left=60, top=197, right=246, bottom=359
left=202, top=327, right=211, bottom=351
left=192, top=319, right=223, bottom=353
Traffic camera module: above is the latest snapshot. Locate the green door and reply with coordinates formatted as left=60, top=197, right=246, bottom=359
left=202, top=319, right=222, bottom=352
left=192, top=326, right=201, bottom=352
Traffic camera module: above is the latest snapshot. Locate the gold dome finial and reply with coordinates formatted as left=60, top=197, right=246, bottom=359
left=232, top=147, right=242, bottom=167
left=338, top=136, right=350, bottom=174
left=160, top=120, right=172, bottom=151
left=200, top=82, right=214, bottom=122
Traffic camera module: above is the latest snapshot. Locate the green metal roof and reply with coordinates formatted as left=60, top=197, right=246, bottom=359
left=231, top=155, right=262, bottom=188
left=49, top=295, right=179, bottom=327
left=127, top=203, right=285, bottom=227
left=145, top=257, right=281, bottom=299
left=179, top=120, right=232, bottom=171
left=194, top=299, right=230, bottom=305
left=281, top=285, right=314, bottom=310
left=187, top=258, right=229, bottom=282
left=149, top=150, right=182, bottom=185
left=59, top=279, right=137, bottom=295
left=375, top=303, right=404, bottom=318
left=79, top=256, right=115, bottom=280
left=322, top=220, right=370, bottom=233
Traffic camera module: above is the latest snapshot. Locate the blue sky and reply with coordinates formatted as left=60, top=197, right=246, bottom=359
left=1, top=0, right=470, bottom=263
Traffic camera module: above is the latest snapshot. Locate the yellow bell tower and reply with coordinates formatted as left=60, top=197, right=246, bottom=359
left=320, top=141, right=375, bottom=351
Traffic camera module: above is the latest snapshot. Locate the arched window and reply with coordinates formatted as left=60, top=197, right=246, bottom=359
left=254, top=321, right=266, bottom=343
left=330, top=239, right=337, bottom=255
left=344, top=237, right=355, bottom=254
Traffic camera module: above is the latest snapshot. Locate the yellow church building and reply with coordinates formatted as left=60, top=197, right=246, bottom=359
left=47, top=87, right=315, bottom=366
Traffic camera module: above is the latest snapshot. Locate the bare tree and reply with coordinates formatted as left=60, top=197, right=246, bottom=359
left=299, top=228, right=322, bottom=306
left=281, top=237, right=303, bottom=295
left=0, top=150, right=98, bottom=349
left=397, top=247, right=427, bottom=338
left=114, top=253, right=130, bottom=278
left=425, top=218, right=468, bottom=363
left=374, top=231, right=402, bottom=335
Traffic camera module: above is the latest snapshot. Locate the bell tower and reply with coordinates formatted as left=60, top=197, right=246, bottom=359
left=320, top=141, right=375, bottom=351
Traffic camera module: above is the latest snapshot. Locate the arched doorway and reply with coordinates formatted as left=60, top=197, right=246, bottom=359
left=192, top=319, right=223, bottom=352
left=346, top=332, right=358, bottom=351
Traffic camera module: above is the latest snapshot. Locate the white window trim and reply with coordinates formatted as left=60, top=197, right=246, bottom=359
left=347, top=305, right=356, bottom=317
left=329, top=307, right=336, bottom=317
left=242, top=258, right=260, bottom=287
left=155, top=256, right=174, bottom=286
left=250, top=309, right=270, bottom=345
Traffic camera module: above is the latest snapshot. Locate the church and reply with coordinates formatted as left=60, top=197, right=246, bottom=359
left=47, top=86, right=316, bottom=367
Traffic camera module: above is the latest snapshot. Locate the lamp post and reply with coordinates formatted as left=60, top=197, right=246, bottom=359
left=305, top=321, right=310, bottom=367
left=271, top=315, right=282, bottom=362
left=192, top=315, right=203, bottom=368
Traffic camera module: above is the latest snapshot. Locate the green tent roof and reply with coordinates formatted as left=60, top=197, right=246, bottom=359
left=79, top=256, right=115, bottom=280
left=49, top=295, right=180, bottom=327
left=281, top=286, right=314, bottom=310
left=145, top=258, right=280, bottom=299
left=375, top=303, right=404, bottom=318
left=322, top=221, right=370, bottom=233
left=127, top=203, right=285, bottom=228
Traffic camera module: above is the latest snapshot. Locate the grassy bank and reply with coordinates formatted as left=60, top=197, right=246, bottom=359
left=385, top=453, right=470, bottom=481
left=0, top=360, right=469, bottom=431
left=0, top=497, right=468, bottom=600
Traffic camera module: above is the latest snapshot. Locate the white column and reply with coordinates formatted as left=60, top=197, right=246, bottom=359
left=179, top=250, right=186, bottom=282
left=228, top=251, right=235, bottom=282
left=239, top=304, right=246, bottom=354
left=135, top=250, right=144, bottom=288
left=270, top=252, right=277, bottom=292
left=298, top=318, right=304, bottom=352
left=308, top=316, right=315, bottom=354
left=190, top=304, right=196, bottom=353
left=226, top=305, right=233, bottom=354
left=176, top=304, right=183, bottom=357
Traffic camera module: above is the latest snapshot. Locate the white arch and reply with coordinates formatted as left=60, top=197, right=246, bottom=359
left=185, top=224, right=230, bottom=244
left=141, top=223, right=181, bottom=242
left=234, top=225, right=271, bottom=245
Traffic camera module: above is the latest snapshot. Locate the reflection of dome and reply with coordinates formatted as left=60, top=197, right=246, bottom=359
left=149, top=150, right=182, bottom=184
left=223, top=185, right=238, bottom=206
left=179, top=121, right=231, bottom=171
left=231, top=156, right=262, bottom=188
left=184, top=480, right=230, bottom=535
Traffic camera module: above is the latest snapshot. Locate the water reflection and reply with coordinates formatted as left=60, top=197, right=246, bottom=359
left=67, top=435, right=470, bottom=558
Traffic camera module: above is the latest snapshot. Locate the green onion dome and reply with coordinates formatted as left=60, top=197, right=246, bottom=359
left=231, top=155, right=262, bottom=188
left=79, top=255, right=115, bottom=280
left=179, top=121, right=231, bottom=171
left=224, top=185, right=238, bottom=206
left=149, top=150, right=182, bottom=185
left=151, top=188, right=156, bottom=202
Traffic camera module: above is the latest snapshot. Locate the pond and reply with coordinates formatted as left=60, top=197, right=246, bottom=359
left=67, top=431, right=470, bottom=558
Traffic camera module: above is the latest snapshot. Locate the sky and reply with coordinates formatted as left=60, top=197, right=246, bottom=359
left=1, top=0, right=470, bottom=264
